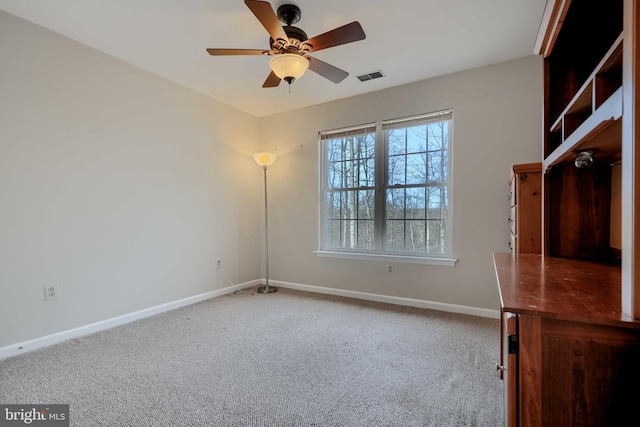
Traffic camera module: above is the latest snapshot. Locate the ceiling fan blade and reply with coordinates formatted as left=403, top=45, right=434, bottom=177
left=303, top=22, right=366, bottom=53
left=262, top=71, right=281, bottom=88
left=307, top=56, right=349, bottom=84
left=207, top=48, right=268, bottom=56
left=244, top=0, right=288, bottom=43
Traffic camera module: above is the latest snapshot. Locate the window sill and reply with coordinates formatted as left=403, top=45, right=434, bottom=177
left=314, top=250, right=458, bottom=266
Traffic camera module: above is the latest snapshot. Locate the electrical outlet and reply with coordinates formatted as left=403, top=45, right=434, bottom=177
left=386, top=264, right=394, bottom=275
left=44, top=284, right=59, bottom=301
left=216, top=258, right=223, bottom=269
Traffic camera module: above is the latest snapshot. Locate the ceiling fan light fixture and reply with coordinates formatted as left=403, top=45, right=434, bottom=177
left=269, top=53, right=309, bottom=83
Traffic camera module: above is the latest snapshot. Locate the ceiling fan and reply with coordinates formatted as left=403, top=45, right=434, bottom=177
left=206, top=0, right=366, bottom=88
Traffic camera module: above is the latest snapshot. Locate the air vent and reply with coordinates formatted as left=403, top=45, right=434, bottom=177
left=357, top=70, right=385, bottom=82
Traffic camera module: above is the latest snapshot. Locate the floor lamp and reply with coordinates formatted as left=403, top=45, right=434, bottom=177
left=253, top=152, right=277, bottom=294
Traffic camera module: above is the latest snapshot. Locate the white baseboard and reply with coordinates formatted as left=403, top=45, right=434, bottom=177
left=1, top=278, right=498, bottom=361
left=270, top=280, right=500, bottom=319
left=0, top=280, right=260, bottom=361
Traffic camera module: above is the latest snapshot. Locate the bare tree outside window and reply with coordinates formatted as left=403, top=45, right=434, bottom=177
left=320, top=110, right=452, bottom=257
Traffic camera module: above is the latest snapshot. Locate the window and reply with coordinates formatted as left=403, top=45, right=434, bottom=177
left=318, top=110, right=454, bottom=265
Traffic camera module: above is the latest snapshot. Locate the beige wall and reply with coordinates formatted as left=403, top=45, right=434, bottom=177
left=257, top=55, right=543, bottom=310
left=0, top=9, right=543, bottom=349
left=0, top=11, right=261, bottom=347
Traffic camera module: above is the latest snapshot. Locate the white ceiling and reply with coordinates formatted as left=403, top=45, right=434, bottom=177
left=0, top=0, right=546, bottom=117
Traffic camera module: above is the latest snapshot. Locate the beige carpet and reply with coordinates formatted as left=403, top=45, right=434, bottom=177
left=0, top=287, right=503, bottom=426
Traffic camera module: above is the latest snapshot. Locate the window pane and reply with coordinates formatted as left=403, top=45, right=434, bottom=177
left=388, top=129, right=405, bottom=156
left=385, top=220, right=405, bottom=251
left=388, top=128, right=432, bottom=186
left=427, top=122, right=448, bottom=151
left=358, top=157, right=375, bottom=187
left=388, top=155, right=406, bottom=186
left=406, top=187, right=425, bottom=219
left=426, top=219, right=448, bottom=253
left=405, top=220, right=426, bottom=252
left=337, top=220, right=353, bottom=248
left=427, top=187, right=447, bottom=219
left=406, top=125, right=426, bottom=154
left=326, top=191, right=341, bottom=219
left=358, top=133, right=376, bottom=157
left=406, top=153, right=426, bottom=185
left=327, top=139, right=344, bottom=162
left=427, top=150, right=445, bottom=182
left=342, top=190, right=357, bottom=219
left=327, top=160, right=346, bottom=188
left=327, top=219, right=341, bottom=248
left=386, top=188, right=405, bottom=220
left=357, top=220, right=374, bottom=249
left=358, top=190, right=375, bottom=219
left=427, top=121, right=449, bottom=183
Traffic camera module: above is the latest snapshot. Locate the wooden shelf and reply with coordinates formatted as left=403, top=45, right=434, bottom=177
left=544, top=88, right=622, bottom=172
left=545, top=33, right=623, bottom=165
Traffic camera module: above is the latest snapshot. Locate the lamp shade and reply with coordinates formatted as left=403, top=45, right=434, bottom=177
left=253, top=152, right=277, bottom=167
left=269, top=54, right=309, bottom=81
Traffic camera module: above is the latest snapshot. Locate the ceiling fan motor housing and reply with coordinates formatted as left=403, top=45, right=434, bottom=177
left=270, top=25, right=309, bottom=52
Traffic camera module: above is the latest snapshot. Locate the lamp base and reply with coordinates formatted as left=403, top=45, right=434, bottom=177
left=257, top=285, right=278, bottom=294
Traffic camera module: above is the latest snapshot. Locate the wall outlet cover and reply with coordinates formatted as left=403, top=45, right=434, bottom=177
left=44, top=285, right=59, bottom=301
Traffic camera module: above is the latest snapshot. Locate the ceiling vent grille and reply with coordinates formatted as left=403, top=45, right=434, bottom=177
left=357, top=70, right=385, bottom=82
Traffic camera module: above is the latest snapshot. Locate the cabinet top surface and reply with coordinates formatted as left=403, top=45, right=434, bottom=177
left=493, top=253, right=637, bottom=326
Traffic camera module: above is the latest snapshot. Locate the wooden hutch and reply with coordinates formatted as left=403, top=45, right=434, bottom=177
left=494, top=0, right=640, bottom=425
left=508, top=162, right=542, bottom=255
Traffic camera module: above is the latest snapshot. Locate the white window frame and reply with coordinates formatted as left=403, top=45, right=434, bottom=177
left=315, top=110, right=457, bottom=266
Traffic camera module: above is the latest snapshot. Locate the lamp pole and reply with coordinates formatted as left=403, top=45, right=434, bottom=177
left=258, top=164, right=276, bottom=293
